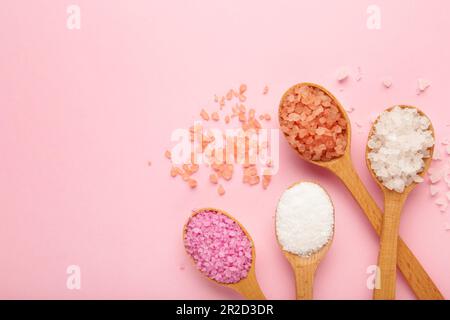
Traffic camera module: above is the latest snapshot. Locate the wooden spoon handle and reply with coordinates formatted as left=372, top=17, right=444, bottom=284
left=373, top=194, right=405, bottom=299
left=292, top=264, right=316, bottom=300
left=231, top=269, right=266, bottom=300
left=331, top=160, right=443, bottom=299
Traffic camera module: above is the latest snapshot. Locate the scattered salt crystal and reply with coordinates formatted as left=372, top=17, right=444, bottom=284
left=345, top=106, right=355, bottom=113
left=336, top=66, right=350, bottom=81
left=429, top=174, right=441, bottom=184
left=276, top=182, right=334, bottom=257
left=367, top=106, right=435, bottom=193
left=184, top=209, right=252, bottom=284
left=442, top=139, right=449, bottom=145
left=355, top=67, right=362, bottom=81
left=430, top=185, right=439, bottom=197
left=417, top=78, right=431, bottom=94
left=382, top=77, right=393, bottom=88
left=435, top=197, right=447, bottom=207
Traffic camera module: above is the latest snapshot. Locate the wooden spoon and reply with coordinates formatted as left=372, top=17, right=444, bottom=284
left=366, top=106, right=435, bottom=300
left=183, top=208, right=266, bottom=300
left=276, top=182, right=334, bottom=300
left=278, top=83, right=443, bottom=299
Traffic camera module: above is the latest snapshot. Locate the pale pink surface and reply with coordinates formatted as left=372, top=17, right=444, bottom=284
left=0, top=0, right=449, bottom=299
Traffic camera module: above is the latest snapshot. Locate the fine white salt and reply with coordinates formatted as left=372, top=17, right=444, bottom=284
left=367, top=106, right=434, bottom=193
left=276, top=182, right=334, bottom=257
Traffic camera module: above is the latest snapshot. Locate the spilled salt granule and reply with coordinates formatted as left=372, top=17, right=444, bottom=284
left=166, top=84, right=274, bottom=192
left=367, top=106, right=434, bottom=193
left=279, top=84, right=348, bottom=161
left=276, top=182, right=334, bottom=257
left=429, top=173, right=441, bottom=184
left=184, top=209, right=252, bottom=284
left=430, top=185, right=439, bottom=197
left=382, top=77, right=393, bottom=88
left=355, top=67, right=362, bottom=81
left=435, top=197, right=448, bottom=212
left=417, top=78, right=431, bottom=94
left=336, top=66, right=350, bottom=81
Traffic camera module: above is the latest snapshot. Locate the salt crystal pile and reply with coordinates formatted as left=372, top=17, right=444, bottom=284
left=276, top=182, right=334, bottom=256
left=279, top=84, right=348, bottom=161
left=166, top=84, right=274, bottom=194
left=367, top=106, right=434, bottom=193
left=184, top=209, right=253, bottom=284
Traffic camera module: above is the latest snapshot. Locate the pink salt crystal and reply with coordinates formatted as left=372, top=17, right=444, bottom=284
left=184, top=209, right=252, bottom=284
left=288, top=113, right=301, bottom=122
left=263, top=85, right=269, bottom=95
left=279, top=84, right=348, bottom=161
left=336, top=66, right=350, bottom=81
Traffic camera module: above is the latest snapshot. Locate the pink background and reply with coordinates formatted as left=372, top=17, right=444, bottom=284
left=0, top=0, right=449, bottom=299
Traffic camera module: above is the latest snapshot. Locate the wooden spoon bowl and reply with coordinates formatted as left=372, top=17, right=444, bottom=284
left=183, top=208, right=265, bottom=300
left=278, top=83, right=443, bottom=299
left=275, top=181, right=334, bottom=300
left=366, top=106, right=435, bottom=300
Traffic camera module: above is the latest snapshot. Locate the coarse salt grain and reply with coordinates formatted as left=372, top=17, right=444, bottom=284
left=276, top=182, right=334, bottom=257
left=336, top=66, right=350, bottom=82
left=382, top=77, right=393, bottom=88
left=367, top=106, right=434, bottom=193
left=279, top=84, right=348, bottom=161
left=430, top=185, right=439, bottom=197
left=184, top=209, right=252, bottom=284
left=417, top=78, right=431, bottom=94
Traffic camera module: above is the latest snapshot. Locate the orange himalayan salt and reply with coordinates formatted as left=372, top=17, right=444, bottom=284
left=170, top=166, right=178, bottom=177
left=211, top=112, right=220, bottom=121
left=209, top=173, right=218, bottom=184
left=239, top=84, right=247, bottom=94
left=226, top=90, right=233, bottom=100
left=200, top=109, right=210, bottom=121
left=279, top=84, right=348, bottom=161
left=262, top=174, right=271, bottom=189
left=264, top=114, right=271, bottom=121
left=217, top=184, right=226, bottom=196
left=224, top=115, right=230, bottom=124
left=188, top=178, right=197, bottom=188
left=165, top=150, right=172, bottom=159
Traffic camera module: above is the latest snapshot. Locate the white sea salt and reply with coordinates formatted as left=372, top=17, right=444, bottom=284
left=367, top=106, right=434, bottom=193
left=276, top=182, right=334, bottom=257
left=430, top=185, right=439, bottom=197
